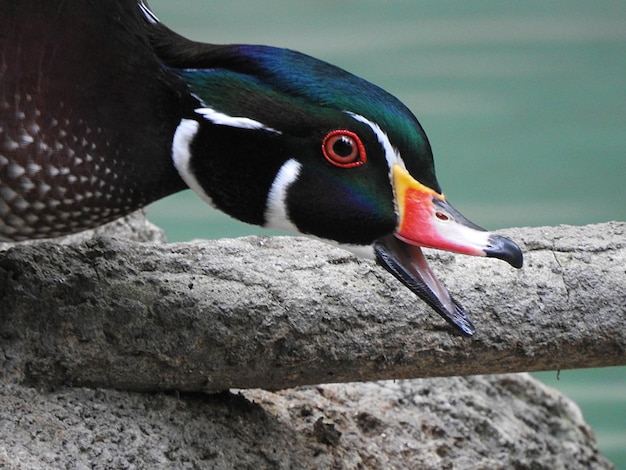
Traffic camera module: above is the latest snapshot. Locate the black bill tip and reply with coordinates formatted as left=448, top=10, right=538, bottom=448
left=485, top=235, right=523, bottom=269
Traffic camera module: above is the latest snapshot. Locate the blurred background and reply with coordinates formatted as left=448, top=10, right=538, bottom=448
left=147, top=1, right=625, bottom=465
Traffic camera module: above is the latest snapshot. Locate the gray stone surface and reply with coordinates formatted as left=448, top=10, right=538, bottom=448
left=1, top=217, right=624, bottom=391
left=0, top=212, right=620, bottom=468
left=0, top=375, right=613, bottom=469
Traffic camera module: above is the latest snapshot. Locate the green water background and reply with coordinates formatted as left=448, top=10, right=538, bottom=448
left=147, top=1, right=626, bottom=465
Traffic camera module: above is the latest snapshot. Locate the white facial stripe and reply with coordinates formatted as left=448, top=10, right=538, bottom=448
left=195, top=107, right=281, bottom=134
left=347, top=112, right=404, bottom=171
left=264, top=159, right=376, bottom=259
left=172, top=118, right=216, bottom=207
left=264, top=159, right=301, bottom=234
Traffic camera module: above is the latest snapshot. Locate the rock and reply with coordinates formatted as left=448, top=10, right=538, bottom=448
left=0, top=211, right=617, bottom=468
left=0, top=375, right=613, bottom=469
left=1, top=218, right=625, bottom=391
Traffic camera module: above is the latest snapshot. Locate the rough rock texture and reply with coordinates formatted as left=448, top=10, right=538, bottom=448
left=0, top=216, right=624, bottom=391
left=0, top=375, right=613, bottom=469
left=0, top=212, right=619, bottom=468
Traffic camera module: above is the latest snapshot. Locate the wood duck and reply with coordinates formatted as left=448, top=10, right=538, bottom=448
left=0, top=0, right=522, bottom=335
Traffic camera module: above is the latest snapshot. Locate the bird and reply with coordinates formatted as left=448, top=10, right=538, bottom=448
left=0, top=0, right=522, bottom=335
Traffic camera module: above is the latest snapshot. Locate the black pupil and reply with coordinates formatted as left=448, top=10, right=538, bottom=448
left=333, top=137, right=354, bottom=157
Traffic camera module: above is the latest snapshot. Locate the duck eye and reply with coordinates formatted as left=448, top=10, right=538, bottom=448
left=322, top=130, right=366, bottom=168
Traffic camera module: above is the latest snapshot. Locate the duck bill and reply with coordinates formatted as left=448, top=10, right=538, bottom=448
left=374, top=165, right=523, bottom=336
left=374, top=236, right=476, bottom=335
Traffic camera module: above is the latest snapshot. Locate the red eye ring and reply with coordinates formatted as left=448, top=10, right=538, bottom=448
left=322, top=130, right=366, bottom=168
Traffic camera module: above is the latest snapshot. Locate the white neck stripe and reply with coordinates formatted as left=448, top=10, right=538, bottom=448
left=195, top=107, right=281, bottom=135
left=172, top=118, right=216, bottom=207
left=264, top=159, right=301, bottom=233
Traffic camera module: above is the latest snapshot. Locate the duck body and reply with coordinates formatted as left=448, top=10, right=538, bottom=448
left=0, top=0, right=191, bottom=240
left=0, top=0, right=523, bottom=335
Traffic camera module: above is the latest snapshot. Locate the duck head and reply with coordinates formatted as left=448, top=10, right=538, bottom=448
left=154, top=37, right=523, bottom=335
